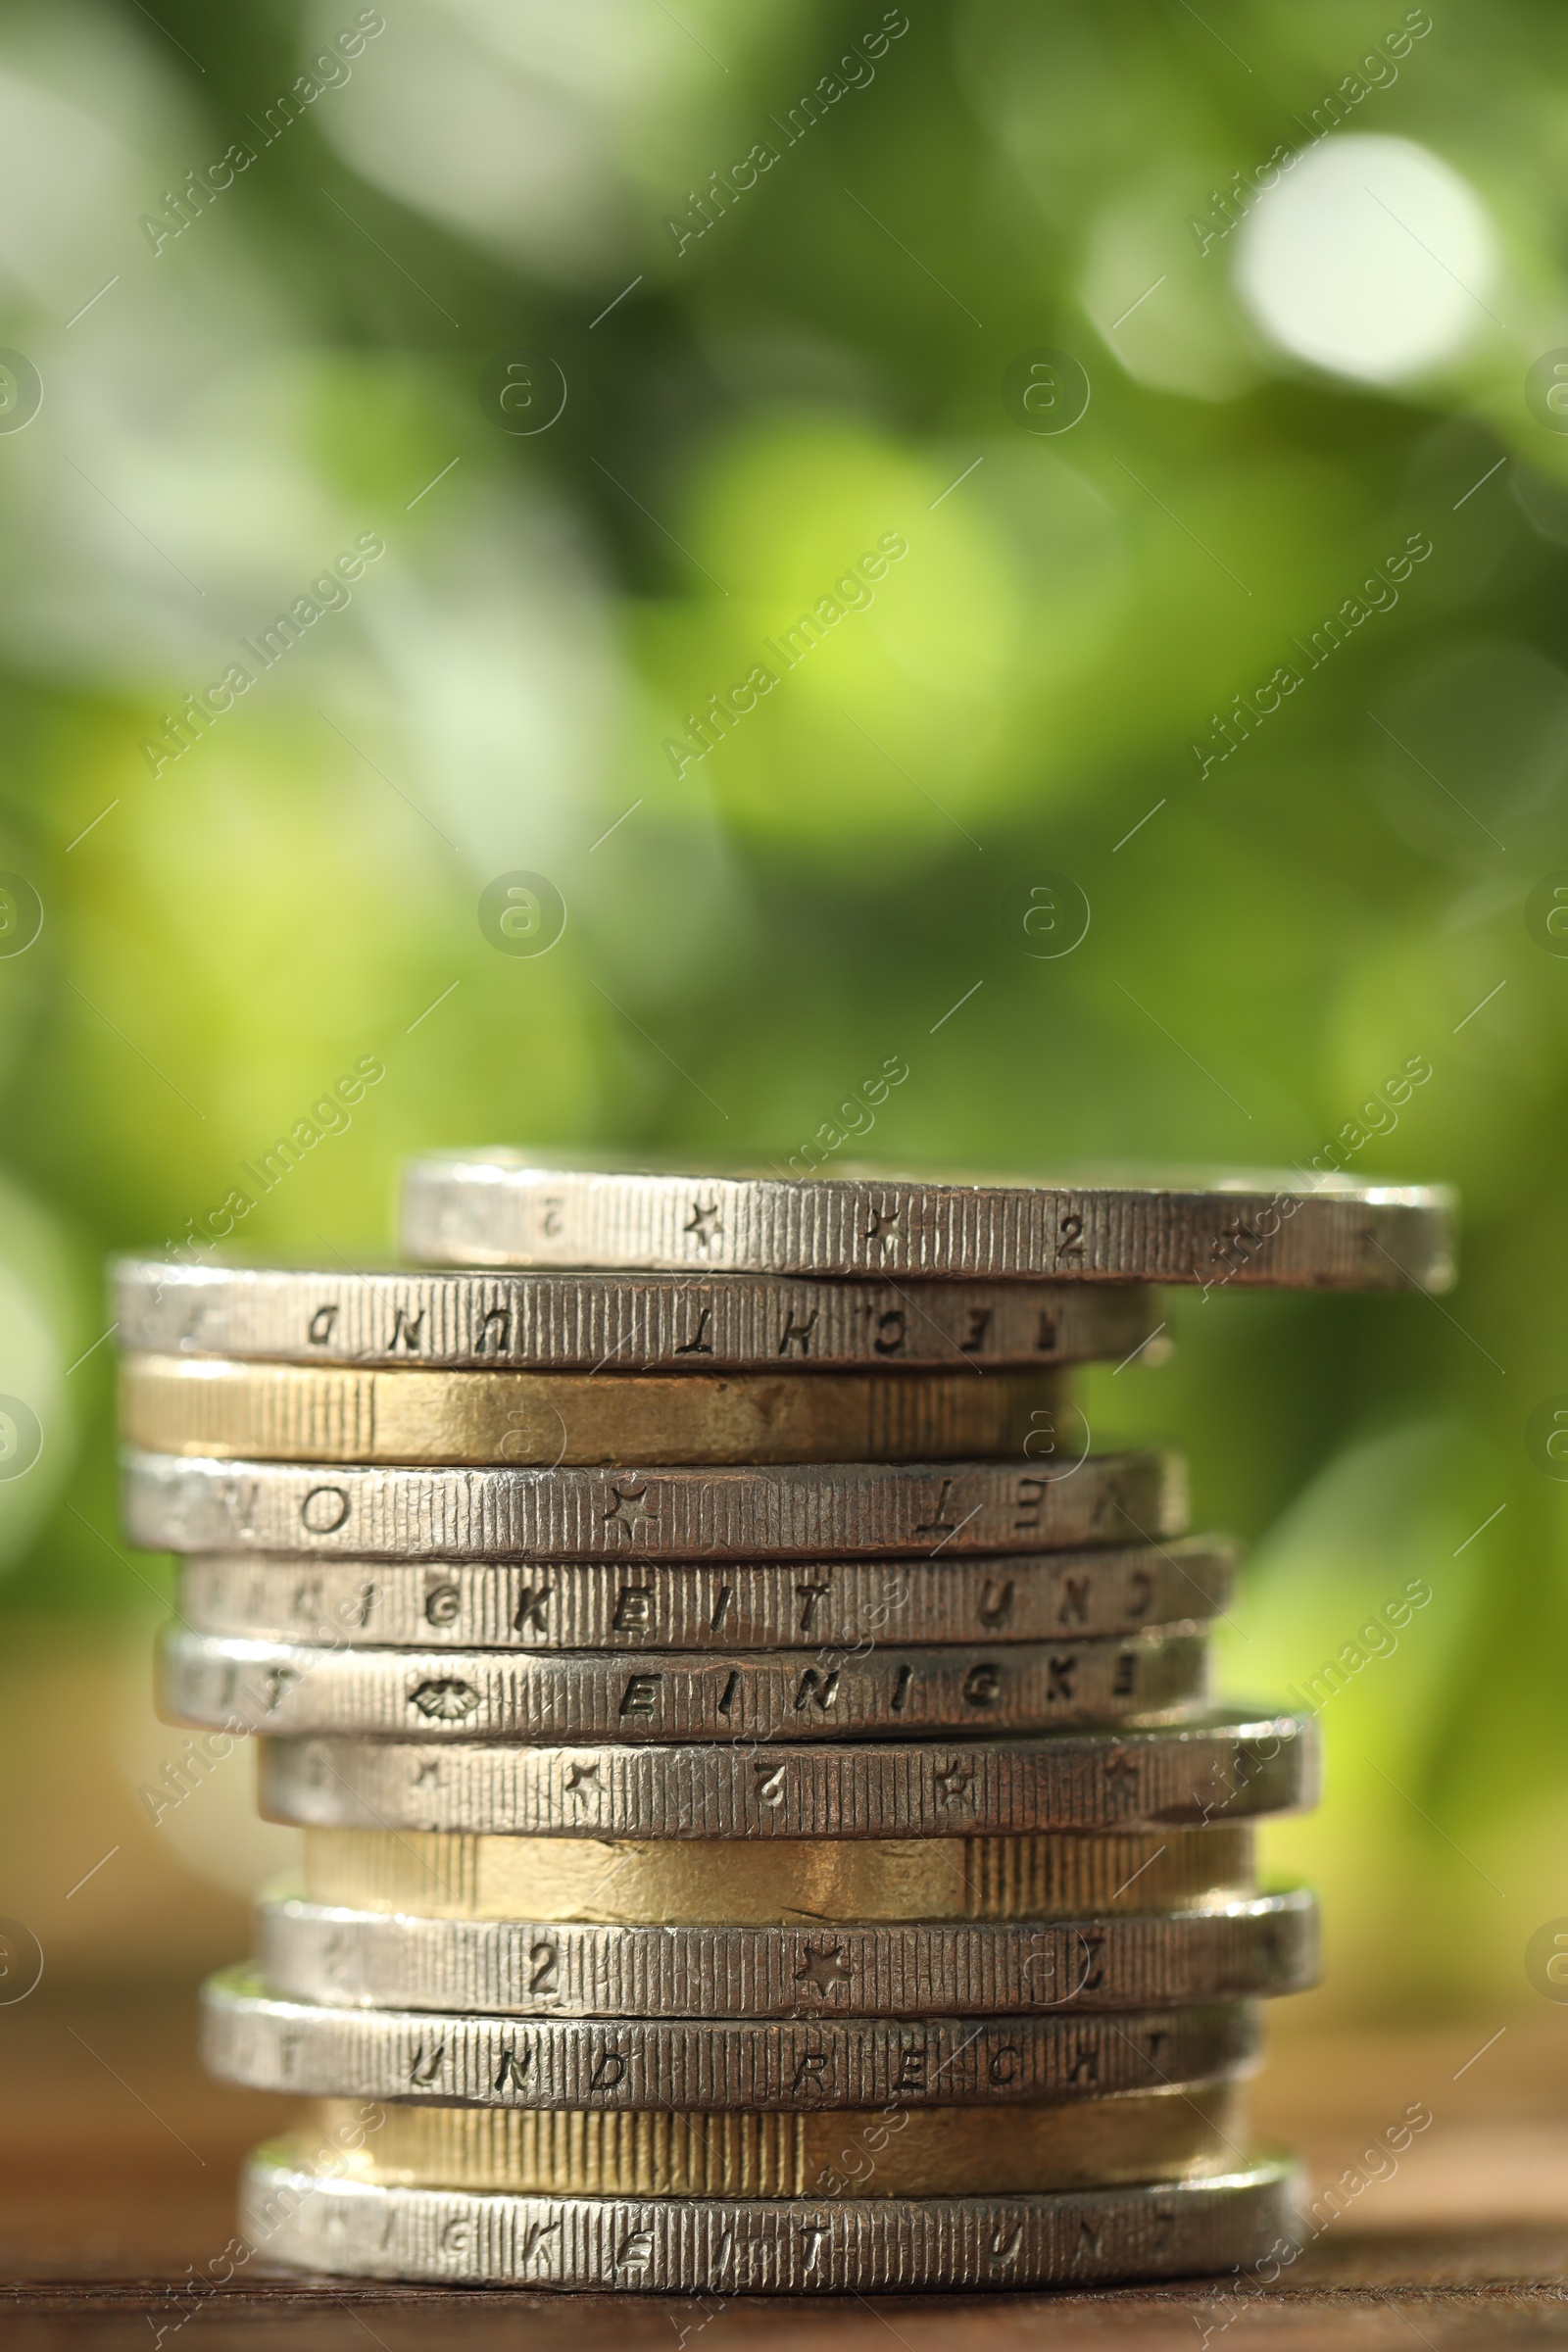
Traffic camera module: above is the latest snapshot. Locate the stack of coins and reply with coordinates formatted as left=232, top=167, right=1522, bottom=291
left=116, top=1160, right=1453, bottom=2294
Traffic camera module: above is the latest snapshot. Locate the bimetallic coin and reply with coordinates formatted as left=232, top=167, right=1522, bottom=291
left=260, top=1888, right=1318, bottom=2018
left=400, top=1154, right=1455, bottom=1292
left=121, top=1355, right=1070, bottom=1469
left=241, top=2146, right=1304, bottom=2290
left=299, top=1823, right=1257, bottom=1925
left=257, top=1710, right=1315, bottom=1839
left=113, top=1257, right=1163, bottom=1371
left=123, top=1449, right=1186, bottom=1563
left=203, top=1971, right=1261, bottom=2111
left=176, top=1539, right=1237, bottom=1651
left=159, top=1626, right=1209, bottom=1742
left=300, top=2083, right=1249, bottom=2196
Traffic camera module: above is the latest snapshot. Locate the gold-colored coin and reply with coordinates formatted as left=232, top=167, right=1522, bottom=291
left=120, top=1354, right=1068, bottom=1467
left=312, top=2085, right=1248, bottom=2198
left=301, top=1825, right=1254, bottom=1926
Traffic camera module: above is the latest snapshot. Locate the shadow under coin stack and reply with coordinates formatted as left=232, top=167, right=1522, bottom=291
left=116, top=1158, right=1454, bottom=2295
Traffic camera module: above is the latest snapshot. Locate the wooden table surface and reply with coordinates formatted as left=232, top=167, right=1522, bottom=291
left=7, top=1975, right=1568, bottom=2349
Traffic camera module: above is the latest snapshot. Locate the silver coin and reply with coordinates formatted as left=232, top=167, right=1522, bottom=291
left=160, top=1626, right=1209, bottom=1742
left=122, top=1448, right=1184, bottom=1562
left=175, top=1539, right=1237, bottom=1650
left=257, top=1710, right=1314, bottom=1838
left=259, top=1887, right=1319, bottom=2018
left=401, top=1153, right=1454, bottom=1291
left=202, top=1968, right=1261, bottom=2109
left=240, top=2145, right=1303, bottom=2289
left=113, top=1257, right=1161, bottom=1370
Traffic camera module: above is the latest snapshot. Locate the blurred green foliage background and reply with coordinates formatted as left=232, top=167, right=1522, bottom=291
left=2, top=0, right=1566, bottom=2019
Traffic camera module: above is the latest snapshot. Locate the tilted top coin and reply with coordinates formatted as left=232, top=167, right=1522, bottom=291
left=112, top=1257, right=1161, bottom=1370
left=400, top=1153, right=1455, bottom=1291
left=123, top=1447, right=1184, bottom=1562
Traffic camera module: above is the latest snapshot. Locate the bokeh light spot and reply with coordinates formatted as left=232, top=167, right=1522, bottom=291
left=1236, top=135, right=1497, bottom=383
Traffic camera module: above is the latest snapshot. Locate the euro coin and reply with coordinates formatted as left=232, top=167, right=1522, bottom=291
left=400, top=1154, right=1454, bottom=1291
